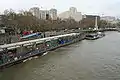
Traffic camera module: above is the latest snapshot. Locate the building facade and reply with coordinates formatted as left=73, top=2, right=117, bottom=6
left=101, top=16, right=116, bottom=21
left=80, top=15, right=100, bottom=29
left=29, top=7, right=57, bottom=20
left=101, top=16, right=118, bottom=24
left=84, top=15, right=100, bottom=20
left=29, top=7, right=40, bottom=19
left=40, top=10, right=51, bottom=20
left=59, top=7, right=82, bottom=21
left=49, top=9, right=57, bottom=20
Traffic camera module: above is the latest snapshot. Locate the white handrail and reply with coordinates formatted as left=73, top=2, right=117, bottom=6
left=0, top=33, right=80, bottom=50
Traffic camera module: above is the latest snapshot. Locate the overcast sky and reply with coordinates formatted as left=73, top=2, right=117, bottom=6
left=0, top=0, right=120, bottom=16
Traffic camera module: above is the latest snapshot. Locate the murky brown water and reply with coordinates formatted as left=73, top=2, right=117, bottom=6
left=0, top=32, right=120, bottom=80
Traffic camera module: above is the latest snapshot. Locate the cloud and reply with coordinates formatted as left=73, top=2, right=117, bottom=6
left=0, top=0, right=120, bottom=16
left=102, top=1, right=120, bottom=16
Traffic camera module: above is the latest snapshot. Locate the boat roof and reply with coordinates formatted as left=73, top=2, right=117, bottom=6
left=0, top=33, right=79, bottom=50
left=21, top=33, right=41, bottom=39
left=88, top=33, right=98, bottom=36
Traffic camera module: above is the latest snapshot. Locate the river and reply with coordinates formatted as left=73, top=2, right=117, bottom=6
left=0, top=31, right=120, bottom=80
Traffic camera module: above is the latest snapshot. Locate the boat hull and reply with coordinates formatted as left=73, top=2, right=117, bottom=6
left=85, top=32, right=105, bottom=40
left=85, top=37, right=99, bottom=40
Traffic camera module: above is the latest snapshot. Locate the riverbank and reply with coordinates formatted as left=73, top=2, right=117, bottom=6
left=0, top=28, right=118, bottom=44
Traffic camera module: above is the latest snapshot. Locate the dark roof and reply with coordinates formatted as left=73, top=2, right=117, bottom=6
left=86, top=15, right=100, bottom=18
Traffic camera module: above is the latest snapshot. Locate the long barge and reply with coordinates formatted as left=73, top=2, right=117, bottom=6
left=0, top=32, right=85, bottom=69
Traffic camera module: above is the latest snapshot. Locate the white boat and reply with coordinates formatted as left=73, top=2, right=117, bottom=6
left=97, top=32, right=105, bottom=38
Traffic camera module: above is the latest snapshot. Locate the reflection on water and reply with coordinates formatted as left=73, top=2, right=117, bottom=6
left=0, top=32, right=120, bottom=80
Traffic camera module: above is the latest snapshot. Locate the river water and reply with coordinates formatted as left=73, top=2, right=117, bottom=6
left=0, top=31, right=120, bottom=80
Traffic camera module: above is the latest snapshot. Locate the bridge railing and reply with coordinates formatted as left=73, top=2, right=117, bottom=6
left=0, top=33, right=80, bottom=52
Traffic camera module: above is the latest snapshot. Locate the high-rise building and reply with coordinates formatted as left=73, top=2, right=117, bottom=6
left=40, top=10, right=46, bottom=20
left=29, top=7, right=40, bottom=19
left=29, top=7, right=57, bottom=20
left=69, top=7, right=77, bottom=14
left=40, top=10, right=50, bottom=20
left=49, top=9, right=57, bottom=20
left=59, top=7, right=82, bottom=21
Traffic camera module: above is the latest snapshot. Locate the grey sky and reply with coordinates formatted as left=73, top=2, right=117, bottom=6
left=0, top=0, right=120, bottom=16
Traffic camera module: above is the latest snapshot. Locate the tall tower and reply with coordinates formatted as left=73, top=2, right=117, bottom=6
left=95, top=16, right=98, bottom=30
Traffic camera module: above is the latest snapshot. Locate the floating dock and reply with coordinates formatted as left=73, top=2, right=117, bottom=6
left=0, top=32, right=85, bottom=68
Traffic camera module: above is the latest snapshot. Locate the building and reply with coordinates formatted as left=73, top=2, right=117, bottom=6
left=29, top=7, right=40, bottom=19
left=58, top=7, right=82, bottom=21
left=69, top=7, right=77, bottom=14
left=101, top=16, right=118, bottom=24
left=40, top=9, right=57, bottom=20
left=101, top=16, right=120, bottom=24
left=84, top=15, right=100, bottom=20
left=49, top=9, right=57, bottom=20
left=29, top=7, right=57, bottom=20
left=40, top=10, right=52, bottom=20
left=81, top=15, right=100, bottom=29
left=0, top=15, right=8, bottom=26
left=0, top=15, right=3, bottom=25
left=101, top=16, right=116, bottom=21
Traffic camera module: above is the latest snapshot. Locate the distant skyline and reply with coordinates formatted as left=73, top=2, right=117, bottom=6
left=0, top=0, right=120, bottom=17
